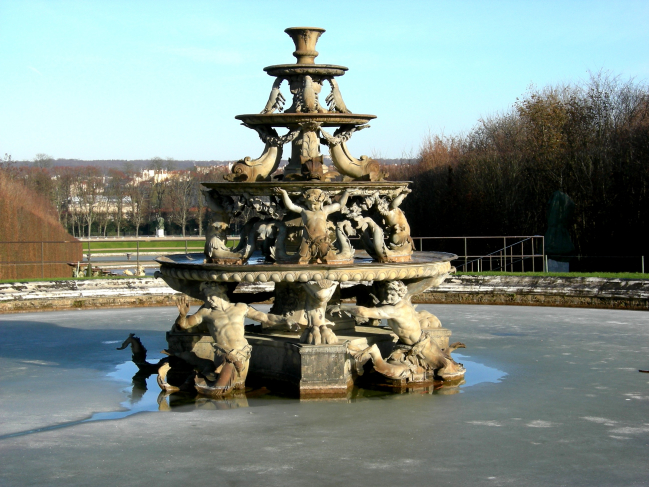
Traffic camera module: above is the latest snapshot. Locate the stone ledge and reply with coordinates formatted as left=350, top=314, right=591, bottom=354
left=1, top=275, right=647, bottom=313
left=416, top=275, right=649, bottom=310
left=435, top=275, right=649, bottom=299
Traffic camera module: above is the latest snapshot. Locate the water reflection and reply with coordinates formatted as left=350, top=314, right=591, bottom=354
left=105, top=353, right=506, bottom=418
left=0, top=354, right=506, bottom=441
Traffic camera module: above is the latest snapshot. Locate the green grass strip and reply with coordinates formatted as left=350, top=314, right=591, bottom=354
left=0, top=275, right=152, bottom=284
left=456, top=271, right=649, bottom=279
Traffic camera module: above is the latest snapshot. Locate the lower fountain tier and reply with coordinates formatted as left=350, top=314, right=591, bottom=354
left=201, top=180, right=407, bottom=197
left=156, top=251, right=456, bottom=285
left=166, top=326, right=457, bottom=397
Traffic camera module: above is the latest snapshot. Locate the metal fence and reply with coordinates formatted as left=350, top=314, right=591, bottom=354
left=410, top=235, right=545, bottom=272
left=0, top=240, right=82, bottom=279
left=1, top=235, right=646, bottom=278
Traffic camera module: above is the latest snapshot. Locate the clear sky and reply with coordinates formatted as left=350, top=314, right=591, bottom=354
left=1, top=0, right=648, bottom=162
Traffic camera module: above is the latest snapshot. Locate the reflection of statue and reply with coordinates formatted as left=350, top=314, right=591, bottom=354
left=171, top=283, right=295, bottom=397
left=332, top=280, right=465, bottom=381
left=274, top=188, right=350, bottom=264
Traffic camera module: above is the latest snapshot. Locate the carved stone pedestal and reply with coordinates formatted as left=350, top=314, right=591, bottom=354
left=246, top=328, right=395, bottom=397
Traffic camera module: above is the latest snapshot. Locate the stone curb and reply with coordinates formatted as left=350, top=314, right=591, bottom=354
left=1, top=275, right=647, bottom=314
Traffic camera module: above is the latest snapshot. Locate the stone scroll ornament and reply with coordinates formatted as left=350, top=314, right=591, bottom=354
left=225, top=125, right=300, bottom=182
left=319, top=125, right=385, bottom=181
left=331, top=279, right=466, bottom=382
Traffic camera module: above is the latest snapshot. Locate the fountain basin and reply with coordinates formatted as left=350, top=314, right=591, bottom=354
left=156, top=251, right=455, bottom=284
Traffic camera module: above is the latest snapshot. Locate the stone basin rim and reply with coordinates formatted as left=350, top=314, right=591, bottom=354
left=263, top=64, right=349, bottom=77
left=235, top=113, right=376, bottom=127
left=201, top=180, right=412, bottom=195
left=156, top=252, right=456, bottom=283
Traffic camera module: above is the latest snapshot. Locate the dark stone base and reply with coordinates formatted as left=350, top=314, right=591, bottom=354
left=246, top=327, right=396, bottom=397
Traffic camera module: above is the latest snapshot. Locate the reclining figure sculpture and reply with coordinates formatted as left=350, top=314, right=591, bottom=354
left=331, top=280, right=465, bottom=382
left=160, top=282, right=297, bottom=397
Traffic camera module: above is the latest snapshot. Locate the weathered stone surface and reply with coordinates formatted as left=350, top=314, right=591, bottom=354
left=417, top=275, right=649, bottom=310
left=246, top=327, right=396, bottom=396
left=0, top=278, right=199, bottom=313
left=2, top=275, right=648, bottom=313
left=435, top=275, right=649, bottom=298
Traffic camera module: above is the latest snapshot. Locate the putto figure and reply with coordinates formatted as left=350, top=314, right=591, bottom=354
left=350, top=189, right=414, bottom=262
left=274, top=187, right=350, bottom=264
left=332, top=280, right=465, bottom=381
left=169, top=282, right=296, bottom=397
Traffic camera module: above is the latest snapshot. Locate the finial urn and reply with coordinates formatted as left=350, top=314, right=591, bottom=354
left=284, top=27, right=325, bottom=64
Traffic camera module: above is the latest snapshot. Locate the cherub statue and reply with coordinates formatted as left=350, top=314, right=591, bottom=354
left=349, top=189, right=414, bottom=262
left=376, top=187, right=414, bottom=251
left=274, top=188, right=350, bottom=264
left=168, top=282, right=297, bottom=397
left=331, top=280, right=465, bottom=381
left=201, top=189, right=247, bottom=264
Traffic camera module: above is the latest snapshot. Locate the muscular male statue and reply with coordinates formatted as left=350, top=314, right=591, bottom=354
left=332, top=280, right=465, bottom=381
left=171, top=281, right=296, bottom=396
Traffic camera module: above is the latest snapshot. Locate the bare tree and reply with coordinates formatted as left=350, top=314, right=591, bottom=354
left=168, top=172, right=194, bottom=237
left=75, top=167, right=105, bottom=238
left=107, top=169, right=128, bottom=237
left=32, top=153, right=54, bottom=169
left=127, top=180, right=149, bottom=237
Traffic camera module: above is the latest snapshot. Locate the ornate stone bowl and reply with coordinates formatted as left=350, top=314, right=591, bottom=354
left=156, top=251, right=455, bottom=285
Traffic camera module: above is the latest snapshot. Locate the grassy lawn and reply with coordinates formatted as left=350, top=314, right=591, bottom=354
left=0, top=275, right=151, bottom=284
left=456, top=271, right=649, bottom=279
left=84, top=241, right=204, bottom=250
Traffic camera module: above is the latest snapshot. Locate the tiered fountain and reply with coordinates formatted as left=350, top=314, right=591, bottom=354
left=146, top=27, right=465, bottom=397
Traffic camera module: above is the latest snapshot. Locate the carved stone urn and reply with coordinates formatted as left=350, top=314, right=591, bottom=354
left=285, top=27, right=325, bottom=64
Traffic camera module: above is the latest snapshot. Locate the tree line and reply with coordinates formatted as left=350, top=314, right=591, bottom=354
left=387, top=71, right=649, bottom=263
left=1, top=155, right=228, bottom=238
left=3, top=71, right=648, bottom=261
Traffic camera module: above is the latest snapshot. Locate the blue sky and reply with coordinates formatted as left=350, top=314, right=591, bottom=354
left=1, top=0, right=648, bottom=162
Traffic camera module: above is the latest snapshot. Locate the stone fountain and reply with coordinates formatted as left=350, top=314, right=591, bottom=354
left=127, top=27, right=466, bottom=398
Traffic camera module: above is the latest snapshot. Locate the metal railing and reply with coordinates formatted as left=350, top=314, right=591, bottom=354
left=411, top=235, right=545, bottom=272
left=2, top=236, right=647, bottom=278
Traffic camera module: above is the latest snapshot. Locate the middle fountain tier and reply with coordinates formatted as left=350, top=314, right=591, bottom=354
left=147, top=27, right=466, bottom=399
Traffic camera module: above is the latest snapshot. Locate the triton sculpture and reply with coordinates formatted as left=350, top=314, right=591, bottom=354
left=122, top=27, right=466, bottom=397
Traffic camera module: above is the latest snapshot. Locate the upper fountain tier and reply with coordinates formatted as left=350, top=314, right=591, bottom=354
left=236, top=27, right=375, bottom=127
left=227, top=27, right=382, bottom=182
left=263, top=27, right=349, bottom=78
